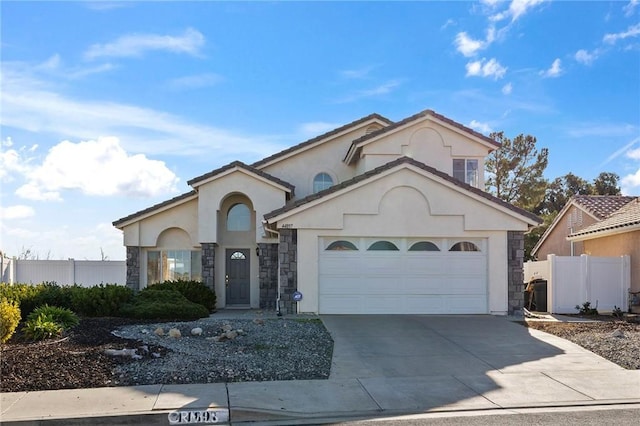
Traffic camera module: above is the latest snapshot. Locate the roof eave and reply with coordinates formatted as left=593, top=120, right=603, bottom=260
left=567, top=222, right=640, bottom=241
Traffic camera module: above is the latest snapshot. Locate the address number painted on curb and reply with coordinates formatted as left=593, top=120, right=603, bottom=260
left=168, top=409, right=230, bottom=424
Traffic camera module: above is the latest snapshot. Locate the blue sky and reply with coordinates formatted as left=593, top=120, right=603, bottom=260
left=1, top=0, right=639, bottom=260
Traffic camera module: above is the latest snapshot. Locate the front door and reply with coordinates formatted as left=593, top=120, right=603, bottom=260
left=225, top=249, right=250, bottom=305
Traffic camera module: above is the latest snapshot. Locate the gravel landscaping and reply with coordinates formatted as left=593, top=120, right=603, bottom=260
left=2, top=314, right=639, bottom=393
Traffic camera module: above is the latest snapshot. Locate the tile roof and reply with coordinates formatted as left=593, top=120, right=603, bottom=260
left=264, top=156, right=541, bottom=224
left=572, top=195, right=637, bottom=220
left=569, top=197, right=640, bottom=238
left=113, top=190, right=197, bottom=227
left=252, top=113, right=392, bottom=168
left=344, top=109, right=500, bottom=163
left=187, top=160, right=295, bottom=191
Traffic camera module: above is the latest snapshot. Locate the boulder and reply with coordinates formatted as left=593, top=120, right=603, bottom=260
left=154, top=327, right=164, bottom=336
left=169, top=328, right=182, bottom=338
left=191, top=327, right=203, bottom=336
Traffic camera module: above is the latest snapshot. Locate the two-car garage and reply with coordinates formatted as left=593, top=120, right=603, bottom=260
left=318, top=237, right=488, bottom=314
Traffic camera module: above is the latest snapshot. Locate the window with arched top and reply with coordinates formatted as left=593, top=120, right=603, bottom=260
left=368, top=241, right=399, bottom=251
left=227, top=203, right=251, bottom=231
left=230, top=251, right=246, bottom=260
left=326, top=240, right=358, bottom=251
left=449, top=241, right=480, bottom=252
left=409, top=241, right=440, bottom=251
left=313, top=173, right=334, bottom=193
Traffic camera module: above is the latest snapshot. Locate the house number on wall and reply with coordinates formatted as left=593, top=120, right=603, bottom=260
left=281, top=223, right=294, bottom=228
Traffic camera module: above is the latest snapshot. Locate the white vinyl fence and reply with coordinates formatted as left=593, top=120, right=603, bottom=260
left=524, top=254, right=630, bottom=314
left=0, top=258, right=125, bottom=287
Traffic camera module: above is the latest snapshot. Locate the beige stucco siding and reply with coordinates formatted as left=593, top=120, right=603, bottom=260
left=259, top=128, right=365, bottom=198
left=122, top=199, right=199, bottom=247
left=358, top=124, right=489, bottom=187
left=535, top=207, right=598, bottom=259
left=196, top=170, right=288, bottom=243
left=583, top=230, right=640, bottom=293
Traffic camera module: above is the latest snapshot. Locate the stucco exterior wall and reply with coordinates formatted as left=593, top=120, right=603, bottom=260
left=535, top=207, right=597, bottom=259
left=583, top=230, right=640, bottom=293
left=122, top=198, right=199, bottom=247
left=259, top=128, right=365, bottom=199
left=358, top=123, right=489, bottom=187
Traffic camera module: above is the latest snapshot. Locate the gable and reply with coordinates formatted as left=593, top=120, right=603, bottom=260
left=265, top=158, right=540, bottom=233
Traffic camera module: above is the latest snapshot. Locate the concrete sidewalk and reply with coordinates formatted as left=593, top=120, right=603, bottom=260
left=2, top=315, right=640, bottom=425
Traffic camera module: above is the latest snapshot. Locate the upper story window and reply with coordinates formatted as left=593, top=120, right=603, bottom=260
left=227, top=203, right=251, bottom=231
left=313, top=172, right=334, bottom=193
left=453, top=159, right=479, bottom=187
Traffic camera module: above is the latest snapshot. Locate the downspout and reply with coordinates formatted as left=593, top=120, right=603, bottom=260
left=262, top=221, right=282, bottom=316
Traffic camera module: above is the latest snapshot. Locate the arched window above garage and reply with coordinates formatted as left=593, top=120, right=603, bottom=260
left=326, top=240, right=358, bottom=251
left=449, top=241, right=480, bottom=252
left=409, top=241, right=440, bottom=251
left=313, top=172, right=334, bottom=193
left=368, top=241, right=399, bottom=251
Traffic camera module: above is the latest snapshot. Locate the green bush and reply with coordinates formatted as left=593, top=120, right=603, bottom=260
left=575, top=301, right=599, bottom=316
left=149, top=280, right=216, bottom=312
left=0, top=282, right=76, bottom=318
left=23, top=314, right=63, bottom=340
left=0, top=297, right=21, bottom=343
left=119, top=289, right=209, bottom=320
left=70, top=284, right=134, bottom=317
left=27, top=305, right=79, bottom=329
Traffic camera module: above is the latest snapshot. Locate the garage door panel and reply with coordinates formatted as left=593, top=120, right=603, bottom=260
left=319, top=237, right=488, bottom=314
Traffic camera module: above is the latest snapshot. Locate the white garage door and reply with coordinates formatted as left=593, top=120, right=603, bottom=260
left=319, top=238, right=487, bottom=314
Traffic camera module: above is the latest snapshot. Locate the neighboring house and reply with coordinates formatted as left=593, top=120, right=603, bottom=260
left=567, top=197, right=640, bottom=294
left=113, top=109, right=541, bottom=315
left=532, top=195, right=637, bottom=260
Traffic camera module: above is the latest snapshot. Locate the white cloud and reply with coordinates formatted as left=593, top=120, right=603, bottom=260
left=441, top=19, right=455, bottom=30
left=339, top=65, right=377, bottom=79
left=15, top=137, right=179, bottom=201
left=502, top=82, right=513, bottom=94
left=628, top=147, right=640, bottom=160
left=621, top=169, right=640, bottom=194
left=624, top=0, right=639, bottom=17
left=0, top=205, right=35, bottom=220
left=335, top=79, right=403, bottom=103
left=469, top=120, right=493, bottom=134
left=489, top=0, right=546, bottom=22
left=600, top=136, right=640, bottom=166
left=167, top=73, right=223, bottom=90
left=575, top=49, right=597, bottom=65
left=298, top=122, right=341, bottom=136
left=603, top=23, right=640, bottom=44
left=465, top=58, right=507, bottom=80
left=84, top=28, right=205, bottom=60
left=1, top=62, right=281, bottom=160
left=455, top=32, right=485, bottom=57
left=540, top=58, right=563, bottom=78
left=0, top=140, right=36, bottom=182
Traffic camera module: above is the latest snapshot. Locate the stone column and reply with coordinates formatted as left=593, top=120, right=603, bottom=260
left=278, top=229, right=298, bottom=314
left=258, top=243, right=279, bottom=310
left=201, top=243, right=216, bottom=291
left=507, top=231, right=525, bottom=315
left=125, top=246, right=140, bottom=292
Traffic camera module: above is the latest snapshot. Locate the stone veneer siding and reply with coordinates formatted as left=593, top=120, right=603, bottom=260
left=507, top=231, right=525, bottom=315
left=126, top=246, right=140, bottom=291
left=278, top=229, right=298, bottom=314
left=201, top=243, right=216, bottom=291
left=258, top=243, right=279, bottom=310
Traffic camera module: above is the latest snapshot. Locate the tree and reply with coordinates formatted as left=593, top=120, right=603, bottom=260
left=593, top=172, right=621, bottom=195
left=485, top=132, right=549, bottom=211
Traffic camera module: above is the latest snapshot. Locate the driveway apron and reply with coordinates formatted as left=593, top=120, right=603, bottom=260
left=320, top=315, right=623, bottom=380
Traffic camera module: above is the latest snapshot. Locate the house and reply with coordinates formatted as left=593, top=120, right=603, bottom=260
left=532, top=195, right=637, bottom=259
left=567, top=197, right=640, bottom=296
left=113, top=109, right=541, bottom=315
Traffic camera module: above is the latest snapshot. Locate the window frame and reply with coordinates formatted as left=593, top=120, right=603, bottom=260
left=226, top=203, right=251, bottom=232
left=453, top=159, right=479, bottom=187
left=313, top=172, right=334, bottom=193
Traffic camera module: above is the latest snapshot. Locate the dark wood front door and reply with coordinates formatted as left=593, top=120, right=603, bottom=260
left=225, top=249, right=250, bottom=305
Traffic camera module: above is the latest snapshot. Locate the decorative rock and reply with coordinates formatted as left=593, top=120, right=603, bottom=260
left=139, top=345, right=149, bottom=353
left=169, top=328, right=182, bottom=338
left=225, top=330, right=238, bottom=340
left=609, top=328, right=625, bottom=338
left=152, top=352, right=161, bottom=358
left=222, top=324, right=233, bottom=332
left=236, top=329, right=245, bottom=335
left=253, top=318, right=264, bottom=325
left=154, top=327, right=164, bottom=336
left=104, top=348, right=137, bottom=357
left=191, top=327, right=203, bottom=336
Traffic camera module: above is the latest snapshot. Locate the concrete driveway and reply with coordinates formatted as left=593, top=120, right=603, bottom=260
left=321, top=315, right=623, bottom=379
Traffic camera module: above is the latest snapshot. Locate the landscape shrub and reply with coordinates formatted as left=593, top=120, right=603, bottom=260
left=27, top=305, right=79, bottom=329
left=23, top=305, right=79, bottom=341
left=0, top=283, right=41, bottom=318
left=70, top=284, right=134, bottom=317
left=0, top=282, right=76, bottom=318
left=149, top=280, right=216, bottom=312
left=0, top=297, right=21, bottom=343
left=119, top=289, right=210, bottom=320
left=575, top=301, right=599, bottom=316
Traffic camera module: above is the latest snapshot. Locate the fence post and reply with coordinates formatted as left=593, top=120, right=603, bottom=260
left=622, top=255, right=630, bottom=311
left=581, top=254, right=590, bottom=306
left=548, top=254, right=555, bottom=313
